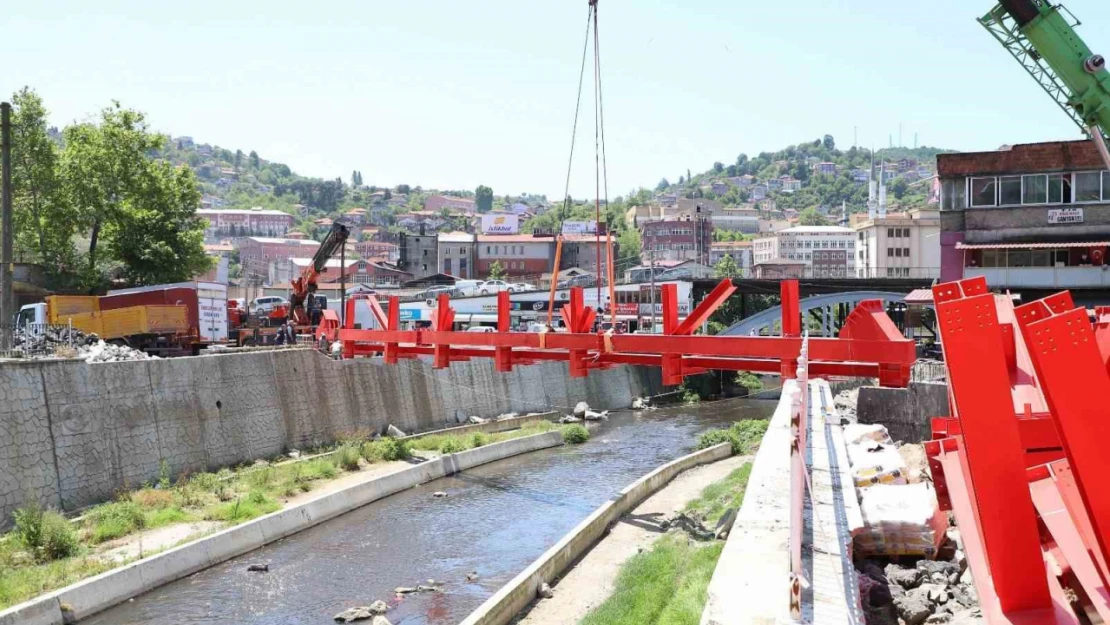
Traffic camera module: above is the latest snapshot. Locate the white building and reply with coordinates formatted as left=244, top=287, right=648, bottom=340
left=437, top=231, right=476, bottom=278
left=711, top=207, right=760, bottom=233
left=852, top=209, right=941, bottom=279
left=709, top=241, right=753, bottom=275
left=197, top=208, right=295, bottom=239
left=752, top=226, right=856, bottom=277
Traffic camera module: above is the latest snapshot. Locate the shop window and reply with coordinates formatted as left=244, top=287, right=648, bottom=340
left=999, top=176, right=1022, bottom=205
left=1075, top=172, right=1101, bottom=202
left=980, top=250, right=1001, bottom=268
left=1030, top=250, right=1051, bottom=267
left=971, top=177, right=996, bottom=207
left=1009, top=250, right=1033, bottom=267
left=942, top=178, right=967, bottom=210
left=1023, top=175, right=1048, bottom=204
left=1048, top=174, right=1071, bottom=204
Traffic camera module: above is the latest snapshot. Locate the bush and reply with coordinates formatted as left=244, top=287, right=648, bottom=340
left=439, top=438, right=465, bottom=454
left=12, top=504, right=78, bottom=562
left=361, top=438, right=410, bottom=462
left=336, top=443, right=362, bottom=471
left=206, top=491, right=280, bottom=523
left=682, top=389, right=701, bottom=405
left=696, top=428, right=733, bottom=451
left=735, top=372, right=763, bottom=393
left=132, top=488, right=174, bottom=509
left=470, top=432, right=490, bottom=448
left=562, top=424, right=590, bottom=444
left=189, top=472, right=221, bottom=493
left=696, top=419, right=770, bottom=455
left=87, top=501, right=145, bottom=544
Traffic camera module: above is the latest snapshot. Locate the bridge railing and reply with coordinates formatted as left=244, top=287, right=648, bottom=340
left=789, top=331, right=810, bottom=621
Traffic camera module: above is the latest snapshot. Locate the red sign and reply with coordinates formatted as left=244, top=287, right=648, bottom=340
left=615, top=303, right=638, bottom=315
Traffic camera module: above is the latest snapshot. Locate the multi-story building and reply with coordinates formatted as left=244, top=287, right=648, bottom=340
left=767, top=177, right=783, bottom=191
left=781, top=176, right=802, bottom=192
left=813, top=162, right=838, bottom=177
left=337, top=260, right=413, bottom=286
left=398, top=228, right=439, bottom=279
left=640, top=217, right=714, bottom=264
left=709, top=240, right=753, bottom=274
left=752, top=226, right=856, bottom=277
left=937, top=140, right=1110, bottom=291
left=476, top=234, right=555, bottom=277
left=560, top=234, right=618, bottom=276
left=751, top=184, right=769, bottom=201
left=711, top=207, right=760, bottom=233
left=853, top=209, right=941, bottom=279
left=424, top=194, right=476, bottom=213
left=197, top=208, right=295, bottom=239
left=437, top=232, right=476, bottom=278
left=355, top=240, right=399, bottom=263
left=269, top=257, right=358, bottom=286
left=237, top=237, right=321, bottom=283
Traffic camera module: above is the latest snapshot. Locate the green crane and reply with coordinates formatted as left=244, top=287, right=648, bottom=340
left=982, top=1, right=1110, bottom=168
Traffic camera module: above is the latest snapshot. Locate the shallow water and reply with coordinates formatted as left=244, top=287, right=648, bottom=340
left=86, top=399, right=775, bottom=625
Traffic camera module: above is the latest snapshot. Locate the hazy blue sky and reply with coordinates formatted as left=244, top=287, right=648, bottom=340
left=4, top=0, right=1110, bottom=199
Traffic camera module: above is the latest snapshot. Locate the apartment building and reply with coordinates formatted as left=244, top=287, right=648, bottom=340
left=709, top=240, right=753, bottom=274
left=752, top=226, right=855, bottom=277
left=237, top=237, right=320, bottom=282
left=197, top=208, right=295, bottom=239
left=476, top=234, right=555, bottom=277
left=853, top=209, right=941, bottom=278
left=640, top=218, right=714, bottom=264
left=437, top=231, right=476, bottom=278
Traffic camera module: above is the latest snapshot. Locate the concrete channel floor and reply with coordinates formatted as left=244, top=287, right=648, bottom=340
left=512, top=454, right=752, bottom=625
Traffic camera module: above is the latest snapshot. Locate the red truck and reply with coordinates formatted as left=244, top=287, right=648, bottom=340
left=103, top=281, right=229, bottom=354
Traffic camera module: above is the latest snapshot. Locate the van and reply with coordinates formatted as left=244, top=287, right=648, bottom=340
left=454, top=280, right=482, bottom=297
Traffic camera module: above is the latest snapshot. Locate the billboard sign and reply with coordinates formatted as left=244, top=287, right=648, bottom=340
left=1048, top=208, right=1083, bottom=224
left=562, top=220, right=598, bottom=235
left=481, top=214, right=520, bottom=234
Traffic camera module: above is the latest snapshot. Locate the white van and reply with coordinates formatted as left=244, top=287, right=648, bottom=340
left=454, top=280, right=482, bottom=297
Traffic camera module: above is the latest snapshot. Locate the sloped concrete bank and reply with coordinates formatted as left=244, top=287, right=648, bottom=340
left=458, top=442, right=733, bottom=625
left=0, top=431, right=565, bottom=625
left=0, top=349, right=658, bottom=523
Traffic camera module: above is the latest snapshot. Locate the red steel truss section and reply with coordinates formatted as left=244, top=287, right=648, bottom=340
left=333, top=279, right=915, bottom=388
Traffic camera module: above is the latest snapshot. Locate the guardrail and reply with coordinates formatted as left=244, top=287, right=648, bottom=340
left=788, top=332, right=810, bottom=621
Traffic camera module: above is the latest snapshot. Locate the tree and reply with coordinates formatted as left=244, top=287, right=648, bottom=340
left=475, top=185, right=494, bottom=213
left=655, top=178, right=669, bottom=192
left=488, top=260, right=506, bottom=280
left=9, top=88, right=76, bottom=276
left=678, top=176, right=685, bottom=185
left=891, top=177, right=909, bottom=199
left=823, top=134, right=835, bottom=151
left=798, top=208, right=830, bottom=226
left=234, top=149, right=243, bottom=169
left=714, top=253, right=739, bottom=278
left=713, top=162, right=724, bottom=174
left=686, top=168, right=692, bottom=183
left=396, top=184, right=411, bottom=195
left=617, top=227, right=641, bottom=267
left=249, top=150, right=260, bottom=169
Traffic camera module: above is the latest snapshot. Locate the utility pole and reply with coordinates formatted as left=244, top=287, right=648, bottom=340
left=648, top=229, right=656, bottom=333
left=339, top=240, right=346, bottom=328
left=1, top=102, right=12, bottom=351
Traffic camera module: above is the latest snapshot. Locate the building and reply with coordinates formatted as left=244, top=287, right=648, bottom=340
left=355, top=240, right=399, bottom=263
left=767, top=177, right=783, bottom=191
left=398, top=228, right=439, bottom=279
left=853, top=208, right=941, bottom=279
left=197, top=208, right=295, bottom=239
left=396, top=213, right=446, bottom=232
left=269, top=257, right=359, bottom=286
left=560, top=234, right=618, bottom=276
left=754, top=259, right=807, bottom=279
left=711, top=207, right=760, bottom=233
left=781, top=176, right=802, bottom=192
left=343, top=208, right=368, bottom=225
left=437, top=231, right=476, bottom=278
left=709, top=240, right=753, bottom=274
left=850, top=169, right=870, bottom=183
left=640, top=217, right=714, bottom=264
left=813, top=162, right=838, bottom=177
left=424, top=194, right=476, bottom=213
left=335, top=260, right=413, bottom=286
left=937, top=140, right=1110, bottom=290
left=237, top=237, right=321, bottom=283
left=677, top=198, right=721, bottom=218
left=476, top=234, right=555, bottom=278
left=710, top=182, right=729, bottom=195
left=752, top=225, right=856, bottom=277
left=751, top=184, right=769, bottom=201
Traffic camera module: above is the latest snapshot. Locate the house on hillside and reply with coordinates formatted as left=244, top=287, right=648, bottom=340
left=711, top=182, right=729, bottom=195
left=781, top=176, right=802, bottom=192
left=751, top=184, right=769, bottom=201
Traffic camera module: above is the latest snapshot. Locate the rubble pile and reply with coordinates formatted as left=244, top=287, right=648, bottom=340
left=9, top=327, right=153, bottom=362
left=835, top=387, right=859, bottom=422
left=80, top=340, right=153, bottom=363
left=856, top=538, right=981, bottom=625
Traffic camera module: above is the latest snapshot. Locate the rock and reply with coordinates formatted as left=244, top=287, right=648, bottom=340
left=538, top=582, right=555, bottom=599
left=583, top=410, right=609, bottom=421
left=861, top=562, right=887, bottom=584
left=367, top=601, right=389, bottom=615
left=386, top=424, right=406, bottom=438
left=416, top=584, right=438, bottom=592
left=425, top=579, right=436, bottom=585
left=918, top=560, right=960, bottom=586
left=631, top=397, right=646, bottom=410
left=466, top=571, right=479, bottom=581
left=334, top=606, right=375, bottom=622
left=559, top=415, right=581, bottom=423
left=885, top=564, right=922, bottom=589
left=371, top=618, right=392, bottom=625
left=925, top=614, right=952, bottom=624
left=247, top=564, right=269, bottom=572
left=714, top=507, right=738, bottom=540
left=394, top=587, right=417, bottom=594
left=894, top=593, right=934, bottom=625
left=496, top=412, right=519, bottom=421
left=573, top=401, right=590, bottom=418
left=432, top=491, right=448, bottom=498
left=948, top=608, right=983, bottom=625
left=919, top=582, right=949, bottom=605
left=949, top=585, right=975, bottom=609
left=467, top=416, right=488, bottom=424
left=870, top=582, right=894, bottom=607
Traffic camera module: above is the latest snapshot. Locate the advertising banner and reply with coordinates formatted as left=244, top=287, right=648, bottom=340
left=561, top=220, right=598, bottom=235
left=481, top=214, right=520, bottom=234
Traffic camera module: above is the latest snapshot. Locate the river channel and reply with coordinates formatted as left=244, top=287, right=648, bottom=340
left=85, top=398, right=775, bottom=625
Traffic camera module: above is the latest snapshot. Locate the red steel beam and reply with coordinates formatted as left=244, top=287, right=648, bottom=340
left=933, top=278, right=1053, bottom=612
left=781, top=279, right=800, bottom=337
left=672, top=279, right=736, bottom=336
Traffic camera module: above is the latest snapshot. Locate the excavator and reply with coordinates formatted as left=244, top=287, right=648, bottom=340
left=982, top=1, right=1110, bottom=168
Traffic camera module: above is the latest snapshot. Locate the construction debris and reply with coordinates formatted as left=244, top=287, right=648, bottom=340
left=573, top=401, right=590, bottom=418
left=7, top=326, right=153, bottom=363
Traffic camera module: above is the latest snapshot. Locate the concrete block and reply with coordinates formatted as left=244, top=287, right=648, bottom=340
left=256, top=506, right=313, bottom=544
left=134, top=541, right=213, bottom=592
left=0, top=596, right=62, bottom=625
left=200, top=521, right=267, bottom=565
left=54, top=561, right=147, bottom=623
left=857, top=382, right=948, bottom=443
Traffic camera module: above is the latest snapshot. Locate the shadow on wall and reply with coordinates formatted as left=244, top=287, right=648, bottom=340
left=0, top=350, right=659, bottom=526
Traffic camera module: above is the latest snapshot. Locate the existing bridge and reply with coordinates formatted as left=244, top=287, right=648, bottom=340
left=721, top=291, right=912, bottom=337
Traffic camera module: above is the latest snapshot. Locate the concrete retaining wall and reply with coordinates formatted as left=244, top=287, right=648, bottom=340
left=0, top=349, right=658, bottom=523
left=857, top=381, right=949, bottom=443
left=0, top=430, right=565, bottom=625
left=459, top=442, right=733, bottom=625
left=399, top=412, right=557, bottom=442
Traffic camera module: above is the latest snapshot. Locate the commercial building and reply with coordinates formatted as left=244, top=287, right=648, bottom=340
left=399, top=228, right=439, bottom=279
left=476, top=234, right=555, bottom=278
left=752, top=225, right=856, bottom=277
left=559, top=234, right=620, bottom=276
left=640, top=217, right=714, bottom=264
left=354, top=240, right=399, bottom=263
left=852, top=209, right=941, bottom=279
left=936, top=140, right=1110, bottom=290
left=237, top=237, right=321, bottom=283
left=437, top=232, right=476, bottom=278
left=197, top=208, right=295, bottom=239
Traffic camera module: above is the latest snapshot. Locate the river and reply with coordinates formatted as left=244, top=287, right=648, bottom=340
left=85, top=398, right=775, bottom=625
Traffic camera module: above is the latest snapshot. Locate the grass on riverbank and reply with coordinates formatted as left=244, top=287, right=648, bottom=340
left=695, top=419, right=769, bottom=456
left=579, top=461, right=753, bottom=625
left=0, top=419, right=568, bottom=611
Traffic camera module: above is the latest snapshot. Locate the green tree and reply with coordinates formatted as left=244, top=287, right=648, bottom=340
left=823, top=134, right=836, bottom=151
left=249, top=150, right=260, bottom=169
left=61, top=102, right=164, bottom=278
left=106, top=161, right=211, bottom=285
left=396, top=184, right=411, bottom=195
left=713, top=161, right=724, bottom=174
left=798, top=208, right=830, bottom=226
left=714, top=253, right=740, bottom=278
left=234, top=149, right=243, bottom=169
left=488, top=260, right=506, bottom=280
left=475, top=185, right=494, bottom=213
left=9, top=88, right=76, bottom=275
left=891, top=177, right=909, bottom=199
left=617, top=227, right=641, bottom=267
left=655, top=178, right=669, bottom=192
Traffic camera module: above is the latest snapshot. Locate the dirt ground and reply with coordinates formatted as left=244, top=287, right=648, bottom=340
left=513, top=454, right=751, bottom=625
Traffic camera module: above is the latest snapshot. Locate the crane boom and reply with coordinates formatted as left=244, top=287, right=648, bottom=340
left=982, top=1, right=1110, bottom=168
left=289, top=221, right=350, bottom=325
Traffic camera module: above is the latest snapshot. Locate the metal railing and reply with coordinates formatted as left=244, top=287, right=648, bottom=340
left=0, top=321, right=84, bottom=359
left=789, top=332, right=810, bottom=622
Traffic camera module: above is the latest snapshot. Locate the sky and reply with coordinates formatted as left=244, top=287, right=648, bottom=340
left=4, top=0, right=1110, bottom=200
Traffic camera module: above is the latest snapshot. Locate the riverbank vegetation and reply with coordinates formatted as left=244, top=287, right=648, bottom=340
left=580, top=462, right=753, bottom=625
left=696, top=419, right=769, bottom=456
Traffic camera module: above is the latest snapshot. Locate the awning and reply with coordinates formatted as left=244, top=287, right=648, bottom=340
left=904, top=289, right=934, bottom=304
left=955, top=241, right=1110, bottom=250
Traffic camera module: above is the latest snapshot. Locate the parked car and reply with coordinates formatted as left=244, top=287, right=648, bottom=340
left=454, top=279, right=482, bottom=297
left=478, top=280, right=512, bottom=295
left=658, top=268, right=694, bottom=280
left=511, top=283, right=538, bottom=292
left=423, top=285, right=455, bottom=300
left=249, top=296, right=289, bottom=317
left=465, top=325, right=496, bottom=333
left=557, top=275, right=596, bottom=289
